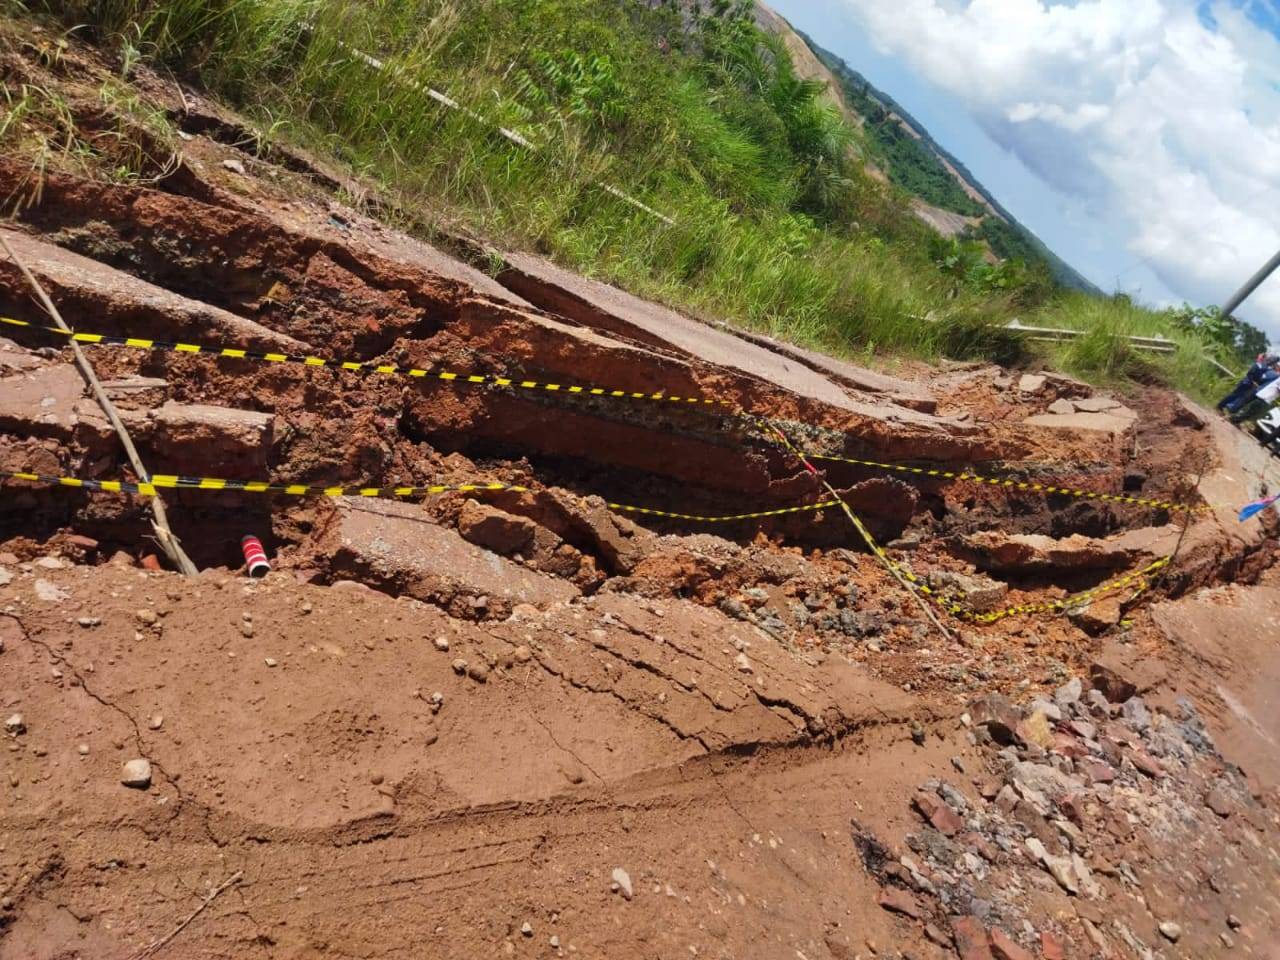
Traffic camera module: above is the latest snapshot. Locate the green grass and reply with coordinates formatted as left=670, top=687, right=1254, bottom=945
left=1038, top=294, right=1240, bottom=398
left=11, top=0, right=1240, bottom=403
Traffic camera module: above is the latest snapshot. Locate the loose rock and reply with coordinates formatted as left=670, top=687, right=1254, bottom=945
left=969, top=694, right=1022, bottom=745
left=989, top=928, right=1034, bottom=960
left=1015, top=711, right=1054, bottom=750
left=121, top=758, right=152, bottom=789
left=878, top=886, right=924, bottom=919
left=34, top=579, right=68, bottom=603
left=4, top=714, right=25, bottom=735
left=951, top=916, right=994, bottom=960
left=1120, top=696, right=1150, bottom=732
left=1039, top=931, right=1065, bottom=960
left=1205, top=787, right=1234, bottom=818
left=457, top=501, right=537, bottom=555
left=611, top=866, right=633, bottom=900
left=913, top=792, right=964, bottom=837
left=1158, top=921, right=1182, bottom=942
left=1090, top=661, right=1137, bottom=703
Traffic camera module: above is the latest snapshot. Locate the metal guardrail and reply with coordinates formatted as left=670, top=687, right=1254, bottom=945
left=1002, top=320, right=1238, bottom=378
left=1004, top=319, right=1175, bottom=352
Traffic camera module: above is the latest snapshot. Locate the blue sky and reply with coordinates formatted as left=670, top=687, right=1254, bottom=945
left=769, top=0, right=1280, bottom=336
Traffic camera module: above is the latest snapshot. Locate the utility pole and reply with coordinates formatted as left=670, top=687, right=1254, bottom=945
left=1218, top=246, right=1280, bottom=323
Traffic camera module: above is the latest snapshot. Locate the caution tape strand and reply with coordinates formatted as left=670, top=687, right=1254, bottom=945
left=3, top=471, right=528, bottom=499
left=806, top=452, right=1211, bottom=515
left=763, top=424, right=1171, bottom=625
left=3, top=470, right=840, bottom=524
left=0, top=316, right=733, bottom=408
left=2, top=469, right=1172, bottom=622
left=0, top=317, right=1191, bottom=616
left=2, top=314, right=1215, bottom=517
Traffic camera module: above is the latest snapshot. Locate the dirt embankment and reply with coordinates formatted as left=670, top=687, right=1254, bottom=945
left=3, top=24, right=1280, bottom=960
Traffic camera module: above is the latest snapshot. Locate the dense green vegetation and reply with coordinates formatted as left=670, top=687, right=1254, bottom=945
left=808, top=57, right=983, bottom=219
left=864, top=115, right=985, bottom=218
left=801, top=29, right=1100, bottom=295
left=6, top=0, right=1246, bottom=399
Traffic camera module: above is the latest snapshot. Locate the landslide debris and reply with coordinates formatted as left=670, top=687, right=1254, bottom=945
left=3, top=24, right=1280, bottom=960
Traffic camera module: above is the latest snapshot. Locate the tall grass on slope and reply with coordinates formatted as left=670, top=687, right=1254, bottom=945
left=1036, top=294, right=1235, bottom=400
left=16, top=0, right=1238, bottom=403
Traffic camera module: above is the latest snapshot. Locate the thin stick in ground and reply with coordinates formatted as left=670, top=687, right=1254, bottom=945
left=1155, top=445, right=1212, bottom=592
left=0, top=233, right=198, bottom=575
left=130, top=870, right=243, bottom=959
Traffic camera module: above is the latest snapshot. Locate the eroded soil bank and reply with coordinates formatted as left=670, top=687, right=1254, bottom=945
left=3, top=22, right=1280, bottom=960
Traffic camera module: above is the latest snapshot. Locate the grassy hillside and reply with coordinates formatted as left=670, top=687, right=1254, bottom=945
left=4, top=0, right=1246, bottom=400
left=798, top=30, right=1101, bottom=296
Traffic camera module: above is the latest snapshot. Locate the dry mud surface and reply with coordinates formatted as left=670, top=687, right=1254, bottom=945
left=2, top=26, right=1280, bottom=960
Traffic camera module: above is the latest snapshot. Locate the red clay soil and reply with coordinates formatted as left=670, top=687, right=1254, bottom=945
left=3, top=21, right=1280, bottom=960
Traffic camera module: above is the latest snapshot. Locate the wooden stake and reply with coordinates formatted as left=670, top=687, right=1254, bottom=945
left=130, top=870, right=243, bottom=959
left=0, top=233, right=198, bottom=575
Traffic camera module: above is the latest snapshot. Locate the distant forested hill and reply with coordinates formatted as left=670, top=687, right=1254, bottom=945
left=794, top=27, right=1100, bottom=294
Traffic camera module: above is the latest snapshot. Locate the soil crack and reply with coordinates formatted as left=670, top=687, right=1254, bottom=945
left=3, top=611, right=192, bottom=815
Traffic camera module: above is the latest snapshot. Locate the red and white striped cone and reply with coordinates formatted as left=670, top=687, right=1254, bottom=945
left=240, top=535, right=270, bottom=578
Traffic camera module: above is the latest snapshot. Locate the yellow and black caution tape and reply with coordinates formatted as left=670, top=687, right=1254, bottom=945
left=3, top=469, right=838, bottom=524
left=0, top=314, right=1222, bottom=519
left=961, top=556, right=1170, bottom=625
left=877, top=547, right=1169, bottom=625
left=3, top=470, right=527, bottom=499
left=805, top=452, right=1212, bottom=515
left=0, top=316, right=735, bottom=408
left=606, top=499, right=839, bottom=523
left=4, top=468, right=1171, bottom=622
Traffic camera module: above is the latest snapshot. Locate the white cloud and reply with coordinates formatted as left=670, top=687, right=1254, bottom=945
left=840, top=0, right=1280, bottom=332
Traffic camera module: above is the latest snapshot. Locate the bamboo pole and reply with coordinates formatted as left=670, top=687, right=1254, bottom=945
left=1, top=234, right=198, bottom=575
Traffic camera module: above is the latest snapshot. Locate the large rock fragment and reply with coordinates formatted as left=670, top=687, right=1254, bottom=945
left=0, top=227, right=310, bottom=352
left=145, top=401, right=274, bottom=476
left=0, top=365, right=91, bottom=442
left=457, top=500, right=538, bottom=555
left=1090, top=660, right=1138, bottom=703
left=493, top=249, right=859, bottom=411
left=316, top=498, right=578, bottom=616
left=1068, top=595, right=1124, bottom=635
left=1023, top=411, right=1136, bottom=439
left=955, top=531, right=1139, bottom=575
left=968, top=694, right=1022, bottom=745
left=928, top=570, right=1008, bottom=612
left=494, top=489, right=657, bottom=575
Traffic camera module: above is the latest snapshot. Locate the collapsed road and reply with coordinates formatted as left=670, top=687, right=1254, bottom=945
left=2, top=28, right=1280, bottom=960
